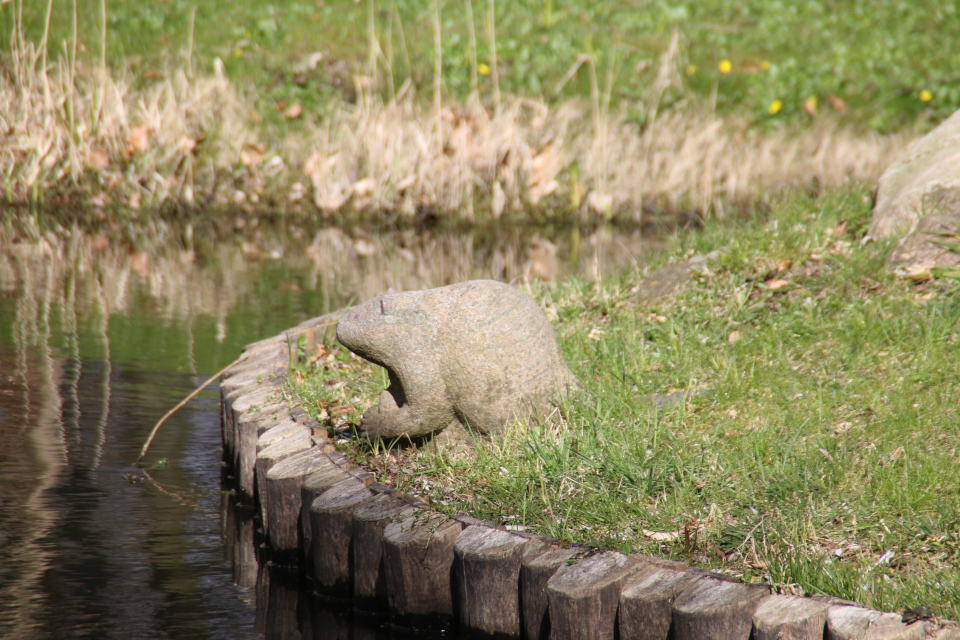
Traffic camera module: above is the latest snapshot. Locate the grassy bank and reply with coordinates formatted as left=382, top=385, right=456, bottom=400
left=290, top=186, right=960, bottom=620
left=0, top=0, right=940, bottom=220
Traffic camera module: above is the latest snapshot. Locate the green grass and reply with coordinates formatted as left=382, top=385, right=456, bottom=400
left=290, top=186, right=960, bottom=620
left=4, top=0, right=955, bottom=133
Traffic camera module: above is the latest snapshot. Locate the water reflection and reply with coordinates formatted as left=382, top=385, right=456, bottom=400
left=0, top=215, right=658, bottom=638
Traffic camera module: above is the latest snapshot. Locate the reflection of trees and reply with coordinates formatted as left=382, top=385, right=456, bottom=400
left=0, top=219, right=655, bottom=636
left=0, top=243, right=69, bottom=636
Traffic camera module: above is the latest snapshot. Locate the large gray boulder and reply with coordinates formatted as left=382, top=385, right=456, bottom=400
left=336, top=280, right=578, bottom=440
left=868, top=109, right=960, bottom=266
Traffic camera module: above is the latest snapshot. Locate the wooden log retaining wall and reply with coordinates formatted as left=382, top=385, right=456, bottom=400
left=221, top=317, right=960, bottom=640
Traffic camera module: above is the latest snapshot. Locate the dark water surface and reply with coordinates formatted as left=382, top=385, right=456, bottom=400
left=0, top=218, right=657, bottom=639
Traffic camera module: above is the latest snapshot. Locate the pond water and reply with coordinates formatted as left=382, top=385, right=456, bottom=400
left=0, top=216, right=660, bottom=639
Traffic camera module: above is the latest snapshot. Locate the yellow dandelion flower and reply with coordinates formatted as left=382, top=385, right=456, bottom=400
left=768, top=99, right=782, bottom=115
left=685, top=64, right=697, bottom=76
left=919, top=89, right=932, bottom=102
left=718, top=59, right=732, bottom=74
left=478, top=63, right=491, bottom=76
left=760, top=60, right=771, bottom=71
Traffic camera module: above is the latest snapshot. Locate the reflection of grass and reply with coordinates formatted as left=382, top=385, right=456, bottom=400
left=6, top=0, right=955, bottom=131
left=293, top=186, right=960, bottom=621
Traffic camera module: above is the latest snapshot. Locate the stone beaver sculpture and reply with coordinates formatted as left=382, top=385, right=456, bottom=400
left=336, top=280, right=579, bottom=440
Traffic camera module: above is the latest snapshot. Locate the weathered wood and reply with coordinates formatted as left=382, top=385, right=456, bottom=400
left=225, top=345, right=286, bottom=379
left=255, top=561, right=302, bottom=640
left=672, top=577, right=770, bottom=640
left=301, top=594, right=352, bottom=640
left=228, top=384, right=287, bottom=470
left=299, top=462, right=354, bottom=556
left=221, top=365, right=277, bottom=397
left=221, top=488, right=258, bottom=589
left=353, top=493, right=421, bottom=611
left=254, top=432, right=313, bottom=534
left=382, top=510, right=465, bottom=628
left=309, top=477, right=372, bottom=594
left=619, top=566, right=706, bottom=640
left=453, top=525, right=531, bottom=638
left=751, top=594, right=832, bottom=640
left=257, top=419, right=308, bottom=453
left=222, top=383, right=270, bottom=465
left=520, top=539, right=583, bottom=640
left=826, top=605, right=930, bottom=640
left=234, top=409, right=289, bottom=496
left=546, top=551, right=649, bottom=640
left=263, top=448, right=334, bottom=556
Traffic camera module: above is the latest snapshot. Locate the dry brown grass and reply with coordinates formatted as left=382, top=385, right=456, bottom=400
left=294, top=91, right=910, bottom=221
left=1, top=35, right=255, bottom=208
left=2, top=26, right=911, bottom=219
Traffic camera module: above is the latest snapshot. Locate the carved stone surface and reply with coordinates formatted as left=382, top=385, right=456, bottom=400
left=336, top=280, right=578, bottom=439
left=868, top=109, right=960, bottom=267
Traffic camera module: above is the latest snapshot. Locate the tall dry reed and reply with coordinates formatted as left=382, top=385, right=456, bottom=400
left=1, top=27, right=254, bottom=208
left=298, top=92, right=908, bottom=220
left=2, top=11, right=910, bottom=219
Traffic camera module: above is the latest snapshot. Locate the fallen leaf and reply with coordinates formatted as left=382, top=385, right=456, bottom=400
left=766, top=278, right=789, bottom=290
left=826, top=94, right=847, bottom=112
left=88, top=149, right=110, bottom=170
left=776, top=258, right=793, bottom=274
left=905, top=266, right=932, bottom=282
left=282, top=103, right=303, bottom=120
left=177, top=136, right=197, bottom=154
left=832, top=220, right=848, bottom=238
left=643, top=529, right=682, bottom=542
left=728, top=330, right=742, bottom=344
left=587, top=191, right=613, bottom=215
left=352, top=177, right=377, bottom=198
left=126, top=125, right=150, bottom=157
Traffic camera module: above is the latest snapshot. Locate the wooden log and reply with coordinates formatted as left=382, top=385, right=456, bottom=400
left=221, top=365, right=274, bottom=397
left=453, top=525, right=531, bottom=638
left=263, top=448, right=336, bottom=558
left=382, top=510, right=465, bottom=628
left=299, top=462, right=354, bottom=556
left=546, top=551, right=649, bottom=640
left=221, top=488, right=257, bottom=589
left=309, top=478, right=373, bottom=594
left=672, top=577, right=771, bottom=640
left=225, top=344, right=286, bottom=379
left=227, top=384, right=287, bottom=470
left=221, top=383, right=259, bottom=466
left=619, top=566, right=706, bottom=640
left=234, top=409, right=289, bottom=497
left=301, top=593, right=352, bottom=640
left=751, top=594, right=832, bottom=640
left=826, top=606, right=930, bottom=640
left=257, top=419, right=308, bottom=453
left=520, top=539, right=583, bottom=640
left=254, top=431, right=313, bottom=535
left=255, top=561, right=303, bottom=640
left=353, top=492, right=422, bottom=611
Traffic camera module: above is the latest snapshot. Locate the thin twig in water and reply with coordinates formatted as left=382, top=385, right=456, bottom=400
left=136, top=320, right=339, bottom=463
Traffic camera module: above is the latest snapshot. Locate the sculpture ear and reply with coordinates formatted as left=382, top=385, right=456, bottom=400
left=379, top=297, right=391, bottom=315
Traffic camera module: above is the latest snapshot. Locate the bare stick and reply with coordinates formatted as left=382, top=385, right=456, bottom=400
left=137, top=355, right=246, bottom=463
left=137, top=320, right=339, bottom=463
